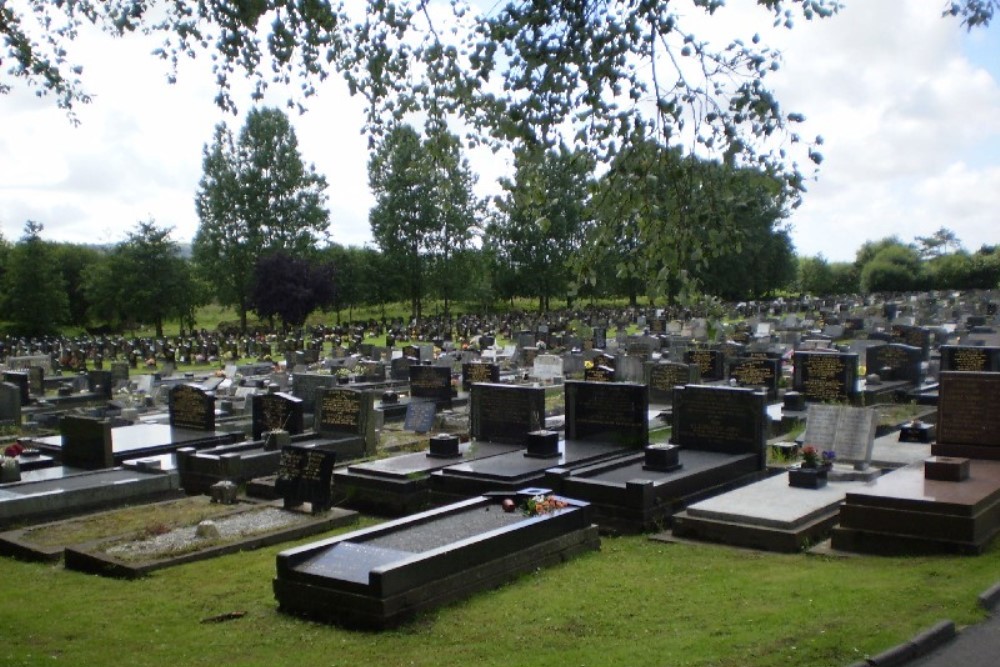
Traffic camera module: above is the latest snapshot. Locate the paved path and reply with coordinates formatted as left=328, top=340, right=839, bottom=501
left=906, top=612, right=1000, bottom=667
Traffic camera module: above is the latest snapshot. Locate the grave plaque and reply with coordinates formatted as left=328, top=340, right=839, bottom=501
left=470, top=383, right=545, bottom=444
left=792, top=351, right=858, bottom=403
left=404, top=400, right=436, bottom=433
left=409, top=365, right=452, bottom=405
left=671, top=385, right=767, bottom=459
left=251, top=392, right=304, bottom=440
left=645, top=362, right=699, bottom=404
left=684, top=349, right=724, bottom=381
left=939, top=345, right=1000, bottom=373
left=584, top=365, right=615, bottom=383
left=865, top=343, right=922, bottom=384
left=169, top=384, right=216, bottom=431
left=461, top=362, right=500, bottom=391
left=564, top=381, right=648, bottom=449
left=60, top=416, right=114, bottom=470
left=728, top=357, right=781, bottom=395
left=934, top=372, right=1000, bottom=458
left=274, top=445, right=336, bottom=512
left=802, top=404, right=876, bottom=469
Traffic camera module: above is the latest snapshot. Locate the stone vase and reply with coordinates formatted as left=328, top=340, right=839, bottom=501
left=788, top=465, right=828, bottom=489
left=0, top=459, right=21, bottom=484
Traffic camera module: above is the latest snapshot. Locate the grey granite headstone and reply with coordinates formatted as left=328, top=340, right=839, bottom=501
left=802, top=404, right=876, bottom=470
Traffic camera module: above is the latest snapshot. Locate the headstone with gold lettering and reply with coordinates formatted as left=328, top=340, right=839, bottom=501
left=251, top=392, right=304, bottom=440
left=169, top=384, right=216, bottom=431
left=315, top=386, right=376, bottom=455
left=933, top=371, right=1000, bottom=460
left=792, top=351, right=859, bottom=403
left=274, top=445, right=336, bottom=512
left=564, top=380, right=648, bottom=449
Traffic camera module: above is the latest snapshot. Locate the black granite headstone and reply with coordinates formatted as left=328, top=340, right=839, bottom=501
left=251, top=392, right=305, bottom=440
left=461, top=362, right=500, bottom=391
left=645, top=361, right=700, bottom=404
left=274, top=445, right=336, bottom=512
left=671, top=385, right=767, bottom=461
left=409, top=365, right=452, bottom=405
left=865, top=343, right=922, bottom=384
left=728, top=357, right=781, bottom=395
left=939, top=345, right=1000, bottom=373
left=60, top=415, right=114, bottom=470
left=169, top=384, right=216, bottom=431
left=315, top=386, right=377, bottom=455
left=564, top=381, right=648, bottom=449
left=469, top=383, right=545, bottom=444
left=684, top=349, right=724, bottom=382
left=792, top=351, right=859, bottom=403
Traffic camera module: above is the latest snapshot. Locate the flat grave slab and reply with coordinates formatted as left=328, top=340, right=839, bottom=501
left=430, top=439, right=626, bottom=497
left=29, top=423, right=241, bottom=465
left=546, top=448, right=764, bottom=533
left=668, top=473, right=879, bottom=552
left=831, top=459, right=1000, bottom=554
left=273, top=491, right=599, bottom=629
left=333, top=441, right=522, bottom=515
left=0, top=468, right=182, bottom=529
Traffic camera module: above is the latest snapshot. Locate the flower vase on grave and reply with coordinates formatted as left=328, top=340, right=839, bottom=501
left=0, top=457, right=21, bottom=484
left=788, top=464, right=828, bottom=489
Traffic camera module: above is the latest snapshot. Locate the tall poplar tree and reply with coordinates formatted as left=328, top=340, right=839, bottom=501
left=194, top=107, right=329, bottom=331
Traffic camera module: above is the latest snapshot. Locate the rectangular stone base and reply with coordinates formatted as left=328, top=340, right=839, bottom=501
left=830, top=460, right=1000, bottom=555
left=274, top=494, right=598, bottom=629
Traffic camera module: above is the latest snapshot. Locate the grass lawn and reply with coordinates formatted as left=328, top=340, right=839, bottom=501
left=1, top=520, right=997, bottom=667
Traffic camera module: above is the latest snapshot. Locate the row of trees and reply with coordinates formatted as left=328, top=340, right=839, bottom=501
left=2, top=104, right=997, bottom=338
left=799, top=230, right=1000, bottom=296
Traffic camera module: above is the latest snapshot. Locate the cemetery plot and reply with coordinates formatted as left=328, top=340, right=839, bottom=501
left=273, top=492, right=598, bottom=629
left=62, top=495, right=357, bottom=578
left=670, top=473, right=877, bottom=553
left=830, top=459, right=1000, bottom=555
left=0, top=468, right=182, bottom=530
left=547, top=385, right=768, bottom=533
left=831, top=372, right=1000, bottom=555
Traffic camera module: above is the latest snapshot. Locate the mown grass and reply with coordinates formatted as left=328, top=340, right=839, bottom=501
left=1, top=524, right=997, bottom=667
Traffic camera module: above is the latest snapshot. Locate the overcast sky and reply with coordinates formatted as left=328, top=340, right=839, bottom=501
left=1, top=1, right=997, bottom=262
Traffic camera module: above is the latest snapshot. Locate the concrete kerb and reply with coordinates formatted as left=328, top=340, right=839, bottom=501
left=847, top=579, right=1000, bottom=667
left=977, top=581, right=1000, bottom=611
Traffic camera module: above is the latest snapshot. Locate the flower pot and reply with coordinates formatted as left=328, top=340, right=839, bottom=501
left=788, top=465, right=827, bottom=489
left=0, top=460, right=21, bottom=484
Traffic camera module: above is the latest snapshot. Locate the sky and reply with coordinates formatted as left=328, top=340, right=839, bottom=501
left=0, top=0, right=998, bottom=262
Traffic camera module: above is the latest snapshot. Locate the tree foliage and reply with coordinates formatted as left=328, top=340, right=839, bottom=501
left=193, top=106, right=329, bottom=331
left=368, top=124, right=478, bottom=320
left=84, top=221, right=202, bottom=337
left=488, top=145, right=595, bottom=311
left=0, top=221, right=70, bottom=336
left=250, top=250, right=335, bottom=331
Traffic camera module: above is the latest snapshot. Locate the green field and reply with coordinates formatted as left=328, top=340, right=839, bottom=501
left=1, top=521, right=996, bottom=667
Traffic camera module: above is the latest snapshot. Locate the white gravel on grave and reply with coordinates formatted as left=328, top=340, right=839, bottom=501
left=104, top=507, right=311, bottom=559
